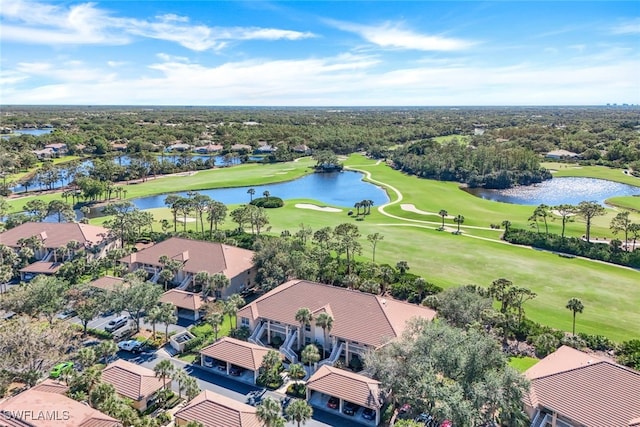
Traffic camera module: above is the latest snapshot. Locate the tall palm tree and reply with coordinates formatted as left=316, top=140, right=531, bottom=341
left=207, top=312, right=224, bottom=341
left=294, top=307, right=313, bottom=350
left=146, top=305, right=163, bottom=340
left=228, top=293, right=246, bottom=329
left=256, top=397, right=284, bottom=427
left=263, top=190, right=270, bottom=201
left=159, top=303, right=178, bottom=342
left=285, top=399, right=313, bottom=427
left=96, top=340, right=118, bottom=364
left=301, top=344, right=320, bottom=371
left=210, top=273, right=230, bottom=299
left=183, top=376, right=201, bottom=402
left=566, top=297, right=584, bottom=336
left=454, top=214, right=464, bottom=233
left=247, top=188, right=256, bottom=202
left=154, top=359, right=174, bottom=390
left=194, top=271, right=211, bottom=296
left=354, top=201, right=361, bottom=216
left=438, top=209, right=448, bottom=229
left=287, top=363, right=305, bottom=383
left=314, top=312, right=333, bottom=358
left=173, top=369, right=188, bottom=399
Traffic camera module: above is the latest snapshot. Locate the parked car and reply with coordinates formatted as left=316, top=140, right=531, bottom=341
left=105, top=315, right=129, bottom=332
left=230, top=365, right=244, bottom=376
left=246, top=388, right=267, bottom=406
left=327, top=396, right=339, bottom=409
left=362, top=408, right=376, bottom=420
left=49, top=361, right=73, bottom=379
left=203, top=357, right=214, bottom=368
left=56, top=309, right=77, bottom=320
left=117, top=340, right=143, bottom=353
left=217, top=361, right=227, bottom=371
left=343, top=402, right=358, bottom=416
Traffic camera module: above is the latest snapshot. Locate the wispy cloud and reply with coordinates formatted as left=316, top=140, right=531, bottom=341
left=326, top=19, right=475, bottom=51
left=0, top=0, right=315, bottom=50
left=611, top=17, right=640, bottom=35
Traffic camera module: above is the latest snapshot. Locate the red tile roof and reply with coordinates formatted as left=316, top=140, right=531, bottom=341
left=200, top=337, right=277, bottom=371
left=0, top=388, right=120, bottom=427
left=525, top=345, right=602, bottom=380
left=237, top=280, right=437, bottom=348
left=0, top=222, right=109, bottom=249
left=88, top=275, right=126, bottom=292
left=19, top=261, right=62, bottom=274
left=31, top=379, right=69, bottom=395
left=526, top=359, right=640, bottom=426
left=307, top=365, right=382, bottom=409
left=101, top=359, right=164, bottom=402
left=160, top=289, right=211, bottom=311
left=119, top=237, right=254, bottom=277
left=174, top=390, right=261, bottom=427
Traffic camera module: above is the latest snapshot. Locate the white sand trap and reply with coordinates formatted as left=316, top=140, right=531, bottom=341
left=295, top=203, right=342, bottom=213
left=401, top=204, right=453, bottom=218
left=177, top=217, right=197, bottom=223
left=551, top=210, right=576, bottom=217
left=275, top=172, right=288, bottom=174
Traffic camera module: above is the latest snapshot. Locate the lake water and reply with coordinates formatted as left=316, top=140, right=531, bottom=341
left=131, top=170, right=390, bottom=210
left=465, top=177, right=640, bottom=206
left=1, top=128, right=54, bottom=139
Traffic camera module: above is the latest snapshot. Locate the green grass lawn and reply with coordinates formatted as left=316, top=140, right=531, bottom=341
left=12, top=154, right=640, bottom=342
left=508, top=356, right=539, bottom=373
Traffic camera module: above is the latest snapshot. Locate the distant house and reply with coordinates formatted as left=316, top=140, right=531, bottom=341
left=255, top=140, right=277, bottom=154
left=167, top=142, right=192, bottom=152
left=193, top=143, right=223, bottom=154
left=44, top=143, right=68, bottom=154
left=524, top=345, right=640, bottom=427
left=174, top=389, right=261, bottom=427
left=0, top=222, right=115, bottom=281
left=231, top=144, right=252, bottom=153
left=545, top=149, right=581, bottom=160
left=0, top=379, right=121, bottom=426
left=160, top=289, right=212, bottom=321
left=293, top=144, right=311, bottom=154
left=101, top=359, right=164, bottom=411
left=119, top=237, right=256, bottom=297
left=237, top=279, right=437, bottom=366
left=32, top=147, right=56, bottom=159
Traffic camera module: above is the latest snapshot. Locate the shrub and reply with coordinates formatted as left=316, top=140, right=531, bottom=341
left=230, top=326, right=251, bottom=341
left=250, top=196, right=284, bottom=208
left=533, top=333, right=560, bottom=358
left=183, top=336, right=205, bottom=352
left=349, top=355, right=363, bottom=371
left=578, top=333, right=615, bottom=351
left=286, top=382, right=306, bottom=398
left=271, top=336, right=283, bottom=347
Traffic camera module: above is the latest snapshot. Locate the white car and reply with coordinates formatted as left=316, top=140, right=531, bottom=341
left=117, top=340, right=143, bottom=353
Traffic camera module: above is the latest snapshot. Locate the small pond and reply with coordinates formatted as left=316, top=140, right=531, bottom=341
left=131, top=170, right=389, bottom=210
left=1, top=128, right=55, bottom=139
left=464, top=177, right=640, bottom=206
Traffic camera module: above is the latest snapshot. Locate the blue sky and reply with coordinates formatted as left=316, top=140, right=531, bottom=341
left=1, top=1, right=638, bottom=106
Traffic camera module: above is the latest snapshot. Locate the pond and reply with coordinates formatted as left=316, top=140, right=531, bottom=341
left=464, top=177, right=640, bottom=206
left=131, top=170, right=390, bottom=210
left=1, top=128, right=55, bottom=139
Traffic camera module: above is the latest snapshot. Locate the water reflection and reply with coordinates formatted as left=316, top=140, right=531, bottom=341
left=465, top=177, right=640, bottom=206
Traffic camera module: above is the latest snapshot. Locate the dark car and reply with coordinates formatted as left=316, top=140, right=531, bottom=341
left=343, top=402, right=358, bottom=416
left=230, top=365, right=244, bottom=376
left=362, top=408, right=376, bottom=420
left=217, top=361, right=227, bottom=371
left=327, top=396, right=339, bottom=409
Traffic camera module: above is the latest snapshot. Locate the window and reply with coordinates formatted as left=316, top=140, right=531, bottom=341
left=241, top=317, right=250, bottom=327
left=305, top=324, right=311, bottom=332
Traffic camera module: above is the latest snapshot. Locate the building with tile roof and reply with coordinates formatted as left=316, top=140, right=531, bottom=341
left=159, top=289, right=212, bottom=321
left=306, top=365, right=383, bottom=425
left=199, top=337, right=278, bottom=383
left=174, top=390, right=261, bottom=427
left=119, top=237, right=256, bottom=298
left=0, top=383, right=120, bottom=427
left=237, top=279, right=437, bottom=366
left=101, top=359, right=164, bottom=411
left=525, top=346, right=640, bottom=427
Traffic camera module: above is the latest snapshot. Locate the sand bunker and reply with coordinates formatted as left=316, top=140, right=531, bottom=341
left=176, top=217, right=197, bottom=223
left=401, top=204, right=452, bottom=218
left=295, top=203, right=342, bottom=212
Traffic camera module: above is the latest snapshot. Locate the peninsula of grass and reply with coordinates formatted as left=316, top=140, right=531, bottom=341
left=542, top=162, right=640, bottom=187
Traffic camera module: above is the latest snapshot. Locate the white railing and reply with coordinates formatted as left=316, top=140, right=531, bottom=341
left=530, top=411, right=552, bottom=427
left=176, top=274, right=192, bottom=290
left=149, top=270, right=161, bottom=283
left=319, top=342, right=344, bottom=367
left=249, top=322, right=266, bottom=346
left=280, top=329, right=298, bottom=364
left=43, top=250, right=54, bottom=262
left=280, top=346, right=297, bottom=364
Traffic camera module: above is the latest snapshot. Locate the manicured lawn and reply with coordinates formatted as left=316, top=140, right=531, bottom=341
left=543, top=162, right=640, bottom=187
left=509, top=356, right=539, bottom=372
left=607, top=195, right=640, bottom=212
left=177, top=353, right=198, bottom=363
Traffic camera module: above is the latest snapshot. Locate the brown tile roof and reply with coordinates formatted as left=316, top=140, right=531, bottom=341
left=0, top=388, right=120, bottom=427
left=525, top=345, right=602, bottom=380
left=200, top=337, right=275, bottom=371
left=88, top=275, right=126, bottom=292
left=528, top=360, right=640, bottom=426
left=160, top=289, right=211, bottom=311
left=101, top=359, right=164, bottom=402
left=174, top=390, right=261, bottom=427
left=31, top=379, right=69, bottom=395
left=19, top=261, right=62, bottom=274
left=237, top=280, right=437, bottom=348
left=119, top=237, right=255, bottom=277
left=0, top=222, right=109, bottom=249
left=307, top=365, right=382, bottom=409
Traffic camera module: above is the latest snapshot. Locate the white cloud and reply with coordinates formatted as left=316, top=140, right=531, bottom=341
left=326, top=19, right=474, bottom=51
left=0, top=0, right=315, bottom=50
left=611, top=18, right=640, bottom=35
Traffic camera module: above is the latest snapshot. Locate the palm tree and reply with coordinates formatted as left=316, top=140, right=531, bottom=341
left=247, top=188, right=256, bottom=202
left=174, top=369, right=188, bottom=399
left=154, top=359, right=174, bottom=390
left=301, top=344, right=320, bottom=372
left=454, top=214, right=464, bottom=233
left=294, top=307, right=313, bottom=350
left=263, top=190, right=270, bottom=201
left=183, top=376, right=201, bottom=402
left=367, top=232, right=384, bottom=263
left=438, top=209, right=448, bottom=229
left=366, top=199, right=374, bottom=215
left=96, top=340, right=118, bottom=364
left=159, top=303, right=178, bottom=342
left=210, top=273, right=230, bottom=299
left=146, top=305, right=163, bottom=340
left=287, top=363, right=306, bottom=382
left=314, top=312, right=333, bottom=358
left=194, top=271, right=211, bottom=296
left=285, top=399, right=313, bottom=427
left=77, top=347, right=97, bottom=370
left=228, top=293, right=246, bottom=329
left=354, top=201, right=361, bottom=216
left=207, top=312, right=224, bottom=341
left=566, top=297, right=584, bottom=336
left=256, top=397, right=284, bottom=427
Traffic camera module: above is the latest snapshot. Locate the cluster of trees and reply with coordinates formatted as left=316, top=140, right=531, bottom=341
left=505, top=203, right=640, bottom=268
left=391, top=139, right=552, bottom=189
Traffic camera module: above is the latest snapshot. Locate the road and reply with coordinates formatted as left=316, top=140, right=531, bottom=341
left=119, top=349, right=367, bottom=427
left=68, top=311, right=188, bottom=336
